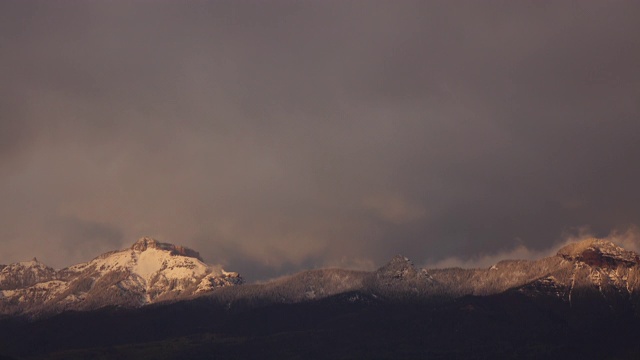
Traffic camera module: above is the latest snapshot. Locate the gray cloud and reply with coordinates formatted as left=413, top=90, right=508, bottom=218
left=1, top=1, right=639, bottom=281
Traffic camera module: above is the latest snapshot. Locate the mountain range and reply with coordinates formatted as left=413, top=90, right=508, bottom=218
left=3, top=236, right=640, bottom=317
left=3, top=237, right=640, bottom=359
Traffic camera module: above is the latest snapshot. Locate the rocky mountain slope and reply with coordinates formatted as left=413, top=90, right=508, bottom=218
left=203, top=238, right=640, bottom=314
left=0, top=237, right=242, bottom=316
left=397, top=238, right=640, bottom=310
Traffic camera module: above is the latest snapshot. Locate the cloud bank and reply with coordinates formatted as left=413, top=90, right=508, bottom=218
left=1, top=1, right=639, bottom=280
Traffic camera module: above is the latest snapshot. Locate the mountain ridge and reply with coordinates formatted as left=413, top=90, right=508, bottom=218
left=3, top=237, right=640, bottom=359
left=2, top=237, right=640, bottom=318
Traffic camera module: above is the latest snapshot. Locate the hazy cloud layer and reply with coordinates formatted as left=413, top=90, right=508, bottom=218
left=1, top=1, right=640, bottom=280
left=426, top=226, right=640, bottom=270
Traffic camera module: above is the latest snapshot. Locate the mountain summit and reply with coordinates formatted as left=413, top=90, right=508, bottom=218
left=131, top=237, right=203, bottom=260
left=0, top=237, right=242, bottom=317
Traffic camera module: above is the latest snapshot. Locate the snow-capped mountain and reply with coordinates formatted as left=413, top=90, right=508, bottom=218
left=0, top=237, right=242, bottom=316
left=0, top=258, right=57, bottom=290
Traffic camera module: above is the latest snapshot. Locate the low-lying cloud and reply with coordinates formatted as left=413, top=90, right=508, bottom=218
left=425, top=226, right=640, bottom=270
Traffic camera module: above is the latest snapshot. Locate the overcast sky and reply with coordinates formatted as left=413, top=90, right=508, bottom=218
left=1, top=1, right=639, bottom=281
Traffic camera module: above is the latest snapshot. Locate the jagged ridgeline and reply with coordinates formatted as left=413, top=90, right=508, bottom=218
left=3, top=237, right=640, bottom=318
left=203, top=238, right=640, bottom=314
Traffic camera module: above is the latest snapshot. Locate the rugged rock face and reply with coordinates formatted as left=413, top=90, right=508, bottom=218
left=0, top=237, right=243, bottom=317
left=0, top=259, right=57, bottom=290
left=131, top=237, right=203, bottom=260
left=367, top=255, right=437, bottom=296
left=376, top=255, right=419, bottom=281
left=556, top=238, right=640, bottom=268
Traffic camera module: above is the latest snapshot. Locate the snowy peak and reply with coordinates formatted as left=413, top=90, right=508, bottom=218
left=0, top=258, right=57, bottom=290
left=131, top=237, right=203, bottom=260
left=556, top=238, right=640, bottom=268
left=0, top=237, right=243, bottom=316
